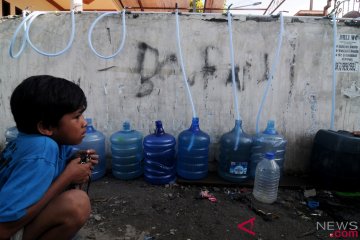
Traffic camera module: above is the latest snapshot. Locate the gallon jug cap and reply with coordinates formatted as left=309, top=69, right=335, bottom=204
left=235, top=119, right=242, bottom=126
left=263, top=120, right=277, bottom=135
left=123, top=121, right=131, bottom=131
left=85, top=118, right=96, bottom=133
left=267, top=120, right=275, bottom=128
left=155, top=120, right=163, bottom=127
left=265, top=152, right=275, bottom=160
left=155, top=120, right=165, bottom=135
left=192, top=117, right=199, bottom=124
left=190, top=117, right=200, bottom=131
left=86, top=118, right=93, bottom=125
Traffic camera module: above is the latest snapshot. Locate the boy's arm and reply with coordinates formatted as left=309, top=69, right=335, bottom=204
left=0, top=158, right=92, bottom=239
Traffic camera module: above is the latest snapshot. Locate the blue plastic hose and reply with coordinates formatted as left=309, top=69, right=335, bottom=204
left=227, top=11, right=241, bottom=122
left=330, top=13, right=337, bottom=131
left=88, top=10, right=126, bottom=59
left=25, top=11, right=76, bottom=57
left=9, top=11, right=37, bottom=58
left=175, top=10, right=198, bottom=151
left=175, top=10, right=197, bottom=119
left=227, top=11, right=241, bottom=150
left=255, top=13, right=284, bottom=134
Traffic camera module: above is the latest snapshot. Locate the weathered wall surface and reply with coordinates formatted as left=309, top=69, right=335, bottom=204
left=0, top=13, right=359, bottom=174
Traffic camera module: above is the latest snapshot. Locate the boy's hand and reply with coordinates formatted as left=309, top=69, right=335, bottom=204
left=75, top=149, right=99, bottom=168
left=66, top=149, right=99, bottom=185
left=66, top=159, right=92, bottom=185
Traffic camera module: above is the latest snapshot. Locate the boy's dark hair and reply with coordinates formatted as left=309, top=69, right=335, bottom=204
left=10, top=75, right=87, bottom=134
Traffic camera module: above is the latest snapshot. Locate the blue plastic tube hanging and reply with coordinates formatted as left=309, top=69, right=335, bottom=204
left=88, top=10, right=127, bottom=59
left=255, top=13, right=284, bottom=134
left=227, top=8, right=242, bottom=150
left=227, top=9, right=241, bottom=122
left=330, top=13, right=337, bottom=131
left=9, top=11, right=76, bottom=58
left=175, top=9, right=197, bottom=151
left=9, top=11, right=33, bottom=58
left=26, top=11, right=75, bottom=57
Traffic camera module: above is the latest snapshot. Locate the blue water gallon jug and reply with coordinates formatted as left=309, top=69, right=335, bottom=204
left=110, top=121, right=143, bottom=180
left=177, top=117, right=210, bottom=180
left=253, top=152, right=280, bottom=204
left=75, top=118, right=106, bottom=181
left=250, top=120, right=286, bottom=179
left=143, top=120, right=176, bottom=185
left=218, top=120, right=253, bottom=183
left=5, top=126, right=18, bottom=145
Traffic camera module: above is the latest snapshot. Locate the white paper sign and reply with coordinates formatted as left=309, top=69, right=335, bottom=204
left=335, top=34, right=359, bottom=72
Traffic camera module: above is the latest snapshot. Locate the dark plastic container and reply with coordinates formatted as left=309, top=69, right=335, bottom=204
left=143, top=121, right=176, bottom=185
left=218, top=120, right=253, bottom=182
left=177, top=117, right=210, bottom=180
left=110, top=121, right=143, bottom=180
left=74, top=118, right=106, bottom=181
left=310, top=129, right=360, bottom=190
left=249, top=120, right=287, bottom=179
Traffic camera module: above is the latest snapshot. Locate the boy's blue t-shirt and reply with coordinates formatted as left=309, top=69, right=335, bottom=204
left=0, top=133, right=73, bottom=222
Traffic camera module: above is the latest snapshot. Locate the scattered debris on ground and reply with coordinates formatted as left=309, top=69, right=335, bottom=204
left=77, top=174, right=360, bottom=240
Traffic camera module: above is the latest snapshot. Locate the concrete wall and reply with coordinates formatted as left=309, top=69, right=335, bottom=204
left=1, top=12, right=359, bottom=174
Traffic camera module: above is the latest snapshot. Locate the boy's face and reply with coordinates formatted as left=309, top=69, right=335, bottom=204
left=50, top=108, right=87, bottom=145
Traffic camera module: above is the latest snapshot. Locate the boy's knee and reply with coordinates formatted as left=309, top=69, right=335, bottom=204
left=63, top=190, right=91, bottom=226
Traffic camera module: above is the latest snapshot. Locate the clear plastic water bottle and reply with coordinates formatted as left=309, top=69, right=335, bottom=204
left=143, top=120, right=176, bottom=185
left=74, top=118, right=106, bottom=181
left=177, top=117, right=210, bottom=180
left=218, top=120, right=253, bottom=183
left=110, top=121, right=143, bottom=180
left=253, top=152, right=280, bottom=204
left=250, top=120, right=286, bottom=179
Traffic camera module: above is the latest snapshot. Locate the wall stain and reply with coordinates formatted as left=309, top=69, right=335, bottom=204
left=308, top=93, right=319, bottom=134
left=188, top=74, right=195, bottom=86
left=107, top=27, right=111, bottom=44
left=98, top=66, right=116, bottom=72
left=242, top=61, right=251, bottom=91
left=226, top=65, right=241, bottom=91
left=246, top=16, right=277, bottom=22
left=135, top=42, right=177, bottom=97
left=289, top=54, right=295, bottom=96
left=204, top=18, right=227, bottom=23
left=202, top=46, right=217, bottom=89
left=287, top=40, right=297, bottom=111
left=291, top=18, right=304, bottom=23
left=258, top=53, right=269, bottom=84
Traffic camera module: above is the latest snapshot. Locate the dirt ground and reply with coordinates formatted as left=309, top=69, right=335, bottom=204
left=76, top=172, right=360, bottom=240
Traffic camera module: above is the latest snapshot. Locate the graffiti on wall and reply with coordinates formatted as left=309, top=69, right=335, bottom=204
left=134, top=42, right=255, bottom=97
left=135, top=42, right=177, bottom=97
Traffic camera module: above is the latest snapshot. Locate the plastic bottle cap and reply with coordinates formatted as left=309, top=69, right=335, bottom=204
left=264, top=120, right=277, bottom=135
left=267, top=120, right=275, bottom=128
left=265, top=152, right=275, bottom=160
left=123, top=121, right=130, bottom=131
left=155, top=120, right=162, bottom=127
